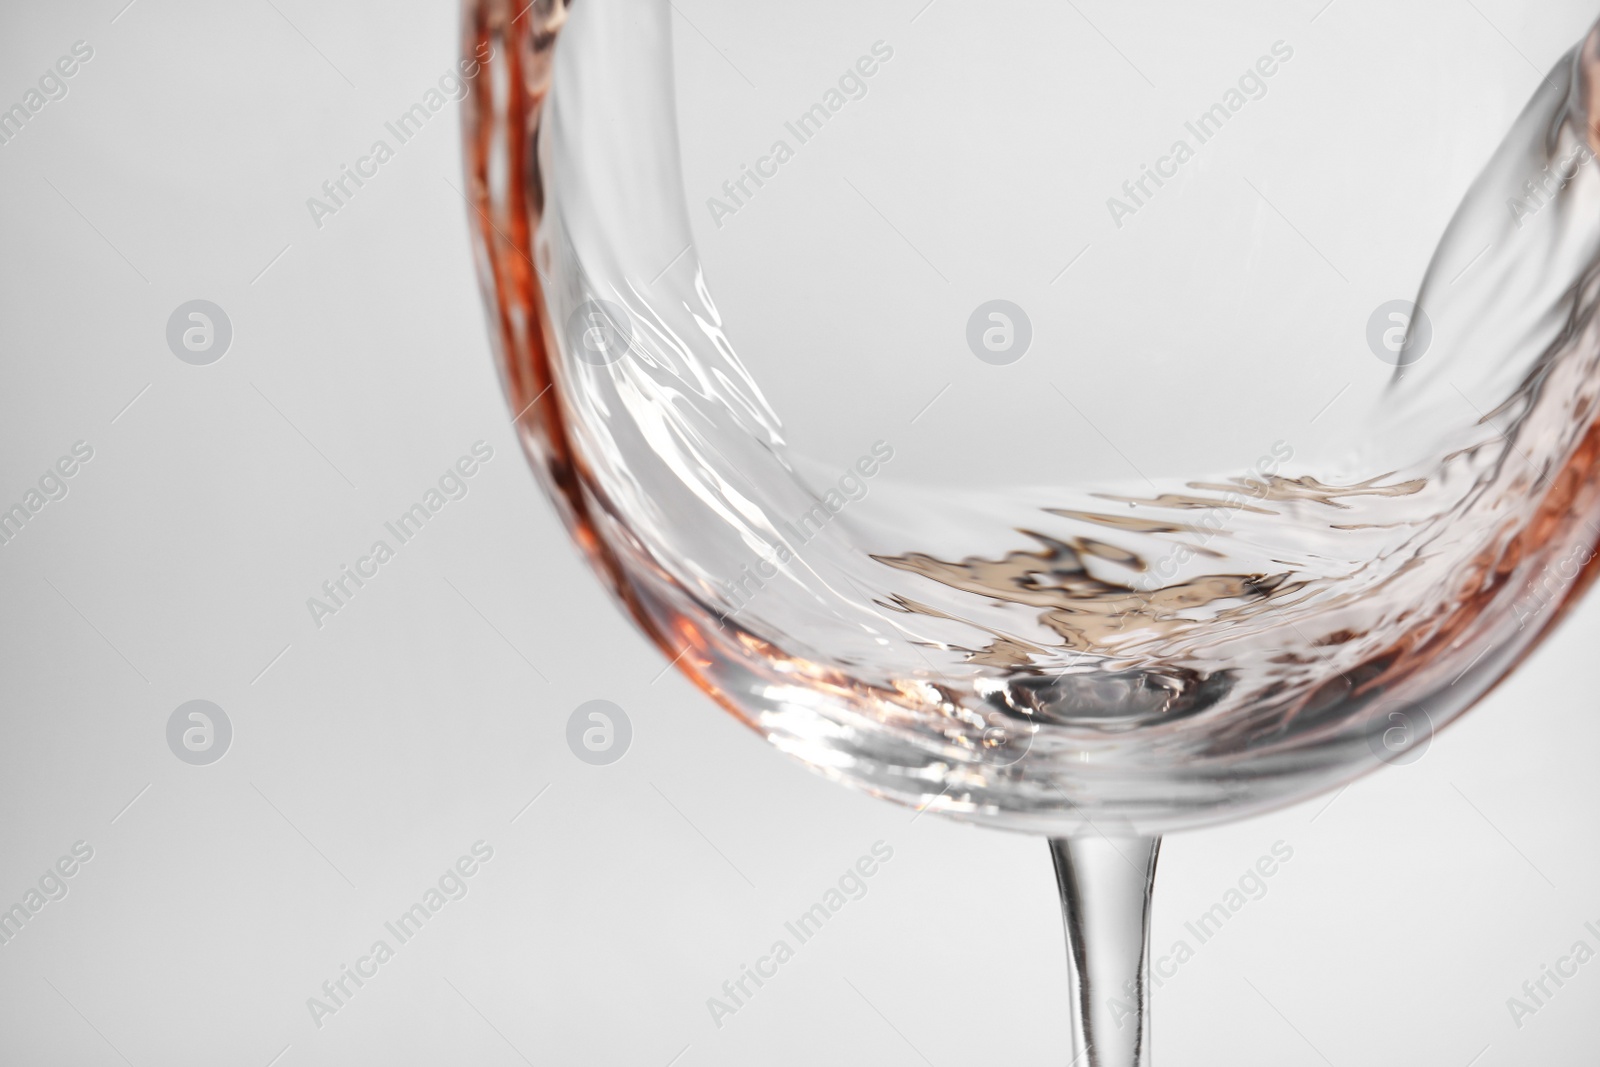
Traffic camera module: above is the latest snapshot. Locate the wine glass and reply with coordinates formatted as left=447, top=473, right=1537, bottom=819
left=460, top=0, right=1600, bottom=1061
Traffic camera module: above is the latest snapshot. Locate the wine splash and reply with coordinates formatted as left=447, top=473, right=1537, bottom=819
left=463, top=0, right=1600, bottom=837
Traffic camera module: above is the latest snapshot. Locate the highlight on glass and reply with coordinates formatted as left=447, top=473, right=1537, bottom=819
left=461, top=2, right=1600, bottom=1061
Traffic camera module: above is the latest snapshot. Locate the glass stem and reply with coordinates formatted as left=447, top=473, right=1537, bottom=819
left=1049, top=834, right=1162, bottom=1067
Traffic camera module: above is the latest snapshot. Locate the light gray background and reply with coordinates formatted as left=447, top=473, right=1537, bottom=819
left=1, top=1, right=1597, bottom=1064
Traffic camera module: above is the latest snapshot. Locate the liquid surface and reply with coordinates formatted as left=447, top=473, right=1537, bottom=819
left=465, top=0, right=1600, bottom=833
